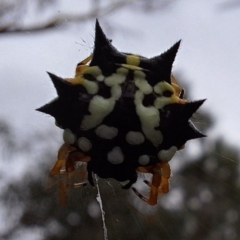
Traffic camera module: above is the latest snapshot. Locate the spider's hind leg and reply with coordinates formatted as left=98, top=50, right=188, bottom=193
left=143, top=163, right=171, bottom=194
left=133, top=163, right=171, bottom=206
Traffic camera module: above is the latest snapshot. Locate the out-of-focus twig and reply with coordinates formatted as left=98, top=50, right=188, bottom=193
left=0, top=0, right=138, bottom=34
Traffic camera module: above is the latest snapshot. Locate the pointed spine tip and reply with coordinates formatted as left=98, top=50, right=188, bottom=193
left=47, top=72, right=59, bottom=81
left=149, top=40, right=182, bottom=83
left=94, top=19, right=108, bottom=44
left=194, top=99, right=206, bottom=110
left=47, top=72, right=67, bottom=86
left=200, top=133, right=207, bottom=138
left=181, top=99, right=206, bottom=121
left=47, top=71, right=54, bottom=78
left=164, top=40, right=181, bottom=59
left=95, top=18, right=100, bottom=28
left=191, top=130, right=206, bottom=140
left=47, top=72, right=61, bottom=85
left=36, top=105, right=48, bottom=114
left=175, top=39, right=181, bottom=49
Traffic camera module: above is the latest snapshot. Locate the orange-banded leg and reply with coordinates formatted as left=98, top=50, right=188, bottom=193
left=59, top=150, right=91, bottom=205
left=50, top=143, right=76, bottom=176
left=73, top=163, right=89, bottom=189
left=65, top=150, right=91, bottom=172
left=50, top=143, right=91, bottom=175
left=133, top=163, right=171, bottom=206
left=49, top=143, right=91, bottom=205
left=171, top=75, right=185, bottom=100
left=75, top=54, right=93, bottom=77
left=65, top=54, right=93, bottom=85
left=48, top=143, right=74, bottom=205
left=144, top=163, right=171, bottom=194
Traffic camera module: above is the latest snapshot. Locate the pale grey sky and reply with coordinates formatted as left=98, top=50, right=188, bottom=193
left=1, top=0, right=240, bottom=148
left=0, top=1, right=240, bottom=238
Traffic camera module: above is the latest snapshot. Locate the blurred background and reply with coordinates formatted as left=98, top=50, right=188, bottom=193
left=0, top=0, right=240, bottom=239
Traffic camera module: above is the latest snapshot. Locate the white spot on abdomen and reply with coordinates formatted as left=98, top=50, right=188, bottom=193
left=77, top=137, right=92, bottom=152
left=138, top=155, right=150, bottom=165
left=135, top=79, right=153, bottom=95
left=110, top=84, right=122, bottom=100
left=95, top=125, right=118, bottom=139
left=154, top=96, right=179, bottom=109
left=81, top=67, right=128, bottom=130
left=107, top=146, right=124, bottom=164
left=63, top=129, right=76, bottom=144
left=126, top=131, right=145, bottom=145
left=82, top=80, right=99, bottom=94
left=158, top=146, right=177, bottom=162
left=82, top=66, right=102, bottom=81
left=81, top=95, right=115, bottom=130
left=134, top=71, right=152, bottom=95
left=104, top=68, right=128, bottom=86
left=96, top=75, right=104, bottom=81
left=153, top=81, right=175, bottom=95
left=134, top=90, right=163, bottom=147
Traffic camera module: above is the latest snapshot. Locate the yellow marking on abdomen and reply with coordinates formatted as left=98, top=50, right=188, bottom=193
left=126, top=55, right=140, bottom=66
left=153, top=81, right=175, bottom=95
left=75, top=65, right=89, bottom=77
left=121, top=64, right=143, bottom=71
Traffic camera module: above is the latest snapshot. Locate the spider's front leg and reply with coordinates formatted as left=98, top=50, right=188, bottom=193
left=65, top=150, right=91, bottom=172
left=50, top=143, right=76, bottom=175
left=50, top=143, right=91, bottom=175
left=67, top=150, right=91, bottom=189
left=133, top=163, right=171, bottom=206
left=59, top=150, right=91, bottom=206
left=65, top=54, right=93, bottom=85
left=50, top=143, right=91, bottom=205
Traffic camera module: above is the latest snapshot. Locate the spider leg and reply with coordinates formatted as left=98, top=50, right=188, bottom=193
left=66, top=54, right=93, bottom=84
left=59, top=182, right=67, bottom=206
left=132, top=187, right=150, bottom=203
left=70, top=154, right=90, bottom=189
left=133, top=163, right=172, bottom=205
left=143, top=180, right=151, bottom=187
left=144, top=163, right=162, bottom=205
left=66, top=150, right=91, bottom=173
left=133, top=163, right=162, bottom=206
left=179, top=89, right=185, bottom=99
left=58, top=173, right=72, bottom=206
left=51, top=143, right=91, bottom=205
left=60, top=150, right=91, bottom=202
left=78, top=54, right=93, bottom=65
left=143, top=163, right=171, bottom=194
left=74, top=182, right=88, bottom=188
left=171, top=75, right=182, bottom=97
left=50, top=143, right=76, bottom=175
left=137, top=166, right=152, bottom=173
left=160, top=163, right=171, bottom=194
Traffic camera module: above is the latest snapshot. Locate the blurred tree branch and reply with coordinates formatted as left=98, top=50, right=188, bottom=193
left=0, top=0, right=173, bottom=34
left=217, top=0, right=240, bottom=10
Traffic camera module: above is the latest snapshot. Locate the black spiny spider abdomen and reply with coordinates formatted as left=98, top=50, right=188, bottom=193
left=37, top=20, right=205, bottom=193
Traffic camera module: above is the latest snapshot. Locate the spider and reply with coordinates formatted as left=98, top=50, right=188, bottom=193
left=37, top=20, right=205, bottom=206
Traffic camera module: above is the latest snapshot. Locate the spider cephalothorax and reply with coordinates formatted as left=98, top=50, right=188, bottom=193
left=37, top=20, right=205, bottom=205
